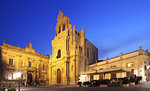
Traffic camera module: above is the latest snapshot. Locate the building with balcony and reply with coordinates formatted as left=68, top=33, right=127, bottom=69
left=0, top=41, right=49, bottom=85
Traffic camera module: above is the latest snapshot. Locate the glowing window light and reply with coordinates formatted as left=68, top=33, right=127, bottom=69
left=8, top=76, right=12, bottom=80
left=127, top=63, right=133, bottom=68
left=147, top=65, right=150, bottom=69
left=8, top=72, right=13, bottom=80
left=14, top=72, right=22, bottom=79
left=79, top=75, right=88, bottom=82
left=94, top=75, right=99, bottom=80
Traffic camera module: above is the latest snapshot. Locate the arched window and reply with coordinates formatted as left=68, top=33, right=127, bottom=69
left=57, top=49, right=61, bottom=58
left=63, top=25, right=65, bottom=31
left=58, top=26, right=61, bottom=33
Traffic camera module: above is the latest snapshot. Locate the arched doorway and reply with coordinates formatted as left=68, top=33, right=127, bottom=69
left=27, top=73, right=32, bottom=85
left=57, top=69, right=61, bottom=83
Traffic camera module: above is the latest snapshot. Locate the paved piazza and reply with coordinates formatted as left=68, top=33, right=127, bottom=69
left=21, top=82, right=150, bottom=91
left=20, top=86, right=150, bottom=91
left=20, top=81, right=150, bottom=91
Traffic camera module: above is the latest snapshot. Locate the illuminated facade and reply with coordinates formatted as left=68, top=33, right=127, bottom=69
left=0, top=10, right=98, bottom=86
left=0, top=41, right=49, bottom=85
left=81, top=46, right=150, bottom=82
left=49, top=11, right=98, bottom=85
left=0, top=10, right=149, bottom=86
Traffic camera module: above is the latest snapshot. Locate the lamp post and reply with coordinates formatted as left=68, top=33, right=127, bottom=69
left=15, top=72, right=22, bottom=91
left=147, top=65, right=150, bottom=81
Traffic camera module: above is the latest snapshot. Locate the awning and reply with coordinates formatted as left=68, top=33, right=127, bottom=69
left=81, top=67, right=131, bottom=75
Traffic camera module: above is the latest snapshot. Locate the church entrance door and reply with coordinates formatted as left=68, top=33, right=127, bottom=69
left=57, top=69, right=61, bottom=83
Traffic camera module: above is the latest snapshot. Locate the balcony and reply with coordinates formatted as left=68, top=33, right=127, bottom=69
left=7, top=64, right=15, bottom=70
left=26, top=67, right=36, bottom=71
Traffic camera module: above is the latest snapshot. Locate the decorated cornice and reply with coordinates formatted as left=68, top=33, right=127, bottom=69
left=1, top=43, right=49, bottom=59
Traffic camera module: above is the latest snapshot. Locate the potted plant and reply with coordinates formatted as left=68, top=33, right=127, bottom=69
left=8, top=87, right=16, bottom=91
left=100, top=79, right=109, bottom=87
left=137, top=76, right=142, bottom=83
left=122, top=78, right=129, bottom=87
left=83, top=81, right=91, bottom=87
left=77, top=82, right=82, bottom=87
left=130, top=78, right=135, bottom=86
left=91, top=80, right=100, bottom=87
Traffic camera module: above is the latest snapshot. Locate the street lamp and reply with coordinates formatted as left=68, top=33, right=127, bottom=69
left=147, top=65, right=150, bottom=81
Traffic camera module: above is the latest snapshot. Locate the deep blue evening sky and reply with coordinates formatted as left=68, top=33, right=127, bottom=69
left=0, top=0, right=150, bottom=60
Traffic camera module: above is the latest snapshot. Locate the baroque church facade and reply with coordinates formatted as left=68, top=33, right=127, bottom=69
left=0, top=10, right=98, bottom=86
left=0, top=11, right=150, bottom=86
left=49, top=11, right=98, bottom=85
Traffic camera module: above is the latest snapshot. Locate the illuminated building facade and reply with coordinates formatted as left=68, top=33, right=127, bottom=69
left=0, top=11, right=98, bottom=86
left=81, top=46, right=150, bottom=82
left=0, top=41, right=49, bottom=85
left=49, top=11, right=98, bottom=85
left=0, top=11, right=150, bottom=86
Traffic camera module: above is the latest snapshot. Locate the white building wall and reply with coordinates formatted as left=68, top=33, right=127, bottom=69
left=87, top=49, right=150, bottom=82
